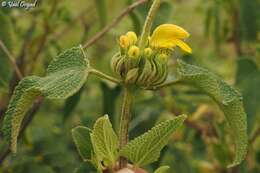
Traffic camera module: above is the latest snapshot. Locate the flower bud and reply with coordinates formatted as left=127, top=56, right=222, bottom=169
left=158, top=53, right=168, bottom=63
left=151, top=54, right=168, bottom=85
left=144, top=48, right=153, bottom=57
left=128, top=46, right=140, bottom=58
left=111, top=53, right=127, bottom=77
left=153, top=63, right=168, bottom=85
left=111, top=53, right=121, bottom=73
left=145, top=59, right=158, bottom=84
left=126, top=31, right=138, bottom=45
left=137, top=59, right=153, bottom=86
left=125, top=68, right=139, bottom=84
left=119, top=35, right=130, bottom=48
left=116, top=56, right=127, bottom=77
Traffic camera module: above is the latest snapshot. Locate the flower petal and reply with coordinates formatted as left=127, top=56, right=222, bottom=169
left=150, top=24, right=190, bottom=48
left=174, top=39, right=192, bottom=53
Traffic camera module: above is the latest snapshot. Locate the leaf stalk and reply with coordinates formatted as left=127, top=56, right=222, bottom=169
left=89, top=68, right=122, bottom=84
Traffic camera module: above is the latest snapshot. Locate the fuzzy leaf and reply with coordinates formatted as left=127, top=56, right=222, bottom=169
left=154, top=166, right=170, bottom=173
left=2, top=46, right=89, bottom=153
left=120, top=115, right=186, bottom=166
left=176, top=60, right=248, bottom=167
left=1, top=76, right=41, bottom=152
left=72, top=126, right=92, bottom=161
left=90, top=115, right=118, bottom=167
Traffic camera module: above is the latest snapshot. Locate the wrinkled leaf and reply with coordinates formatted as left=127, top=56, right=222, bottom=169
left=72, top=126, right=92, bottom=161
left=2, top=76, right=41, bottom=153
left=2, top=46, right=89, bottom=153
left=90, top=115, right=118, bottom=167
left=121, top=115, right=186, bottom=166
left=176, top=60, right=248, bottom=167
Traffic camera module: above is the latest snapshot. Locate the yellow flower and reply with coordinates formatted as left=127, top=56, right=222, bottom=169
left=144, top=48, right=153, bottom=57
left=126, top=31, right=138, bottom=45
left=158, top=53, right=168, bottom=62
left=128, top=45, right=140, bottom=58
left=150, top=24, right=192, bottom=53
left=119, top=35, right=130, bottom=48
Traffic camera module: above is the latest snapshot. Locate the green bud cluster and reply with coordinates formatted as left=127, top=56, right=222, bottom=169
left=111, top=32, right=169, bottom=88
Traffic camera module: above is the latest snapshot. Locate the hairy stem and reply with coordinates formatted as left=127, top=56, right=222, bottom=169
left=139, top=0, right=161, bottom=50
left=119, top=87, right=133, bottom=169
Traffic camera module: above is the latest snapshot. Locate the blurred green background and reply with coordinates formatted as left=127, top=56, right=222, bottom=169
left=0, top=0, right=259, bottom=172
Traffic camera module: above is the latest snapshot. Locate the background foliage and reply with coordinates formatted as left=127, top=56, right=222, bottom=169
left=0, top=0, right=259, bottom=172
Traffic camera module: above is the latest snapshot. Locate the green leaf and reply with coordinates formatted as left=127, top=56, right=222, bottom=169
left=90, top=153, right=103, bottom=173
left=154, top=166, right=170, bottom=173
left=0, top=11, right=14, bottom=88
left=90, top=115, right=118, bottom=167
left=176, top=60, right=248, bottom=167
left=120, top=115, right=187, bottom=166
left=41, top=46, right=89, bottom=99
left=2, top=46, right=90, bottom=153
left=72, top=126, right=93, bottom=161
left=1, top=76, right=41, bottom=153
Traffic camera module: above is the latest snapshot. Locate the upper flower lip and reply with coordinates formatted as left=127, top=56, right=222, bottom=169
left=151, top=24, right=190, bottom=40
left=150, top=24, right=192, bottom=53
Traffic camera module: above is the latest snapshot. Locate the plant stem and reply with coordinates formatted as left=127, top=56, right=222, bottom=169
left=139, top=0, right=161, bottom=50
left=119, top=86, right=133, bottom=169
